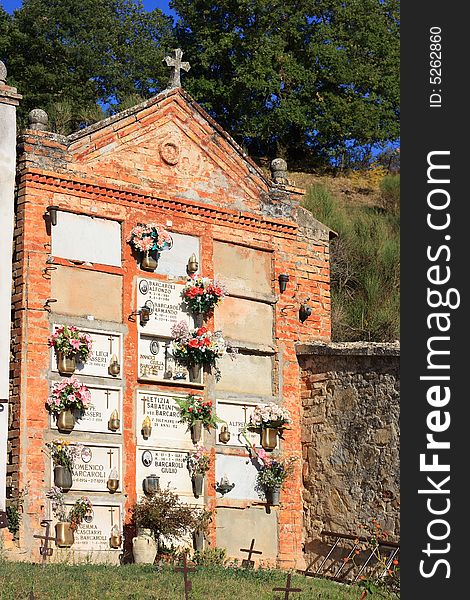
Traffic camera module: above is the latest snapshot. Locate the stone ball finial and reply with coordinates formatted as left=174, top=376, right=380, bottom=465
left=0, top=61, right=7, bottom=85
left=28, top=108, right=49, bottom=131
left=270, top=157, right=289, bottom=184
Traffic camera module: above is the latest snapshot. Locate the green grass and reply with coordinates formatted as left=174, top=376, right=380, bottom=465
left=0, top=561, right=393, bottom=600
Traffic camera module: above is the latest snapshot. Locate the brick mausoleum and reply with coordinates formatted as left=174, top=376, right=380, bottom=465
left=0, top=54, right=336, bottom=567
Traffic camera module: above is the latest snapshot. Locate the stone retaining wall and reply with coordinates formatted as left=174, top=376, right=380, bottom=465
left=297, top=342, right=400, bottom=560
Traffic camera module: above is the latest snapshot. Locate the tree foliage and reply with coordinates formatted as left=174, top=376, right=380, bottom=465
left=171, top=0, right=400, bottom=166
left=0, top=0, right=399, bottom=166
left=0, top=0, right=175, bottom=132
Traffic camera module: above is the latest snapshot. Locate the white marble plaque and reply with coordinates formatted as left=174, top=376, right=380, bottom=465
left=51, top=386, right=122, bottom=434
left=136, top=391, right=193, bottom=448
left=72, top=444, right=122, bottom=493
left=216, top=401, right=259, bottom=447
left=153, top=232, right=200, bottom=278
left=136, top=447, right=201, bottom=503
left=137, top=278, right=191, bottom=337
left=51, top=326, right=122, bottom=379
left=63, top=503, right=123, bottom=551
left=138, top=334, right=197, bottom=384
left=215, top=454, right=260, bottom=501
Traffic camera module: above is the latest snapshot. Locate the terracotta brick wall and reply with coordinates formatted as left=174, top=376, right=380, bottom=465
left=9, top=88, right=331, bottom=566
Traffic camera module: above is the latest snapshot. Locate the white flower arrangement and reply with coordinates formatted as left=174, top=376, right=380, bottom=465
left=250, top=402, right=291, bottom=430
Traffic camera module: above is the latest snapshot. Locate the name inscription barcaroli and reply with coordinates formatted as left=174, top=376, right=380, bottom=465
left=71, top=444, right=121, bottom=493
left=137, top=278, right=191, bottom=337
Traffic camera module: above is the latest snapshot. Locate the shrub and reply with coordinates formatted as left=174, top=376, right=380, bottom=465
left=380, top=174, right=400, bottom=213
left=302, top=184, right=399, bottom=341
left=192, top=547, right=227, bottom=566
left=131, top=489, right=197, bottom=542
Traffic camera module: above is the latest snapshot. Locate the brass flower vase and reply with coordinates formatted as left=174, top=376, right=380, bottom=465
left=57, top=409, right=75, bottom=433
left=261, top=427, right=278, bottom=451
left=188, top=363, right=202, bottom=383
left=264, top=487, right=281, bottom=506
left=141, top=252, right=158, bottom=272
left=193, top=312, right=204, bottom=328
left=193, top=530, right=204, bottom=551
left=57, top=351, right=76, bottom=375
left=192, top=473, right=204, bottom=498
left=54, top=465, right=73, bottom=492
left=55, top=522, right=75, bottom=548
left=191, top=421, right=202, bottom=444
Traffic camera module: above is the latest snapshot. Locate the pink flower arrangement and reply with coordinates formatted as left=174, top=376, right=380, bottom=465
left=48, top=325, right=92, bottom=361
left=126, top=222, right=173, bottom=254
left=46, top=376, right=92, bottom=416
left=181, top=275, right=226, bottom=315
left=187, top=445, right=211, bottom=476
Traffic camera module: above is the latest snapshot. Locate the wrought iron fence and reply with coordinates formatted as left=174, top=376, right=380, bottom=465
left=302, top=529, right=400, bottom=586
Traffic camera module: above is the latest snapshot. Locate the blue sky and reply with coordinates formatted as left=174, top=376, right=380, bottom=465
left=2, top=1, right=175, bottom=17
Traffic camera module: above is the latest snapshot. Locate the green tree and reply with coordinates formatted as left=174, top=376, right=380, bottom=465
left=171, top=0, right=399, bottom=167
left=1, top=0, right=175, bottom=132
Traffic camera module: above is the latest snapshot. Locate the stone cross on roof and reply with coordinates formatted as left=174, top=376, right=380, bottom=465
left=163, top=48, right=190, bottom=89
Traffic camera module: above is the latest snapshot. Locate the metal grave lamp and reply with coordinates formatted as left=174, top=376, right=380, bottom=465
left=278, top=273, right=289, bottom=293
left=107, top=468, right=119, bottom=493
left=46, top=205, right=59, bottom=227
left=186, top=253, right=198, bottom=275
left=109, top=524, right=122, bottom=549
left=139, top=305, right=151, bottom=326
left=108, top=354, right=121, bottom=376
left=143, top=474, right=160, bottom=495
left=299, top=303, right=312, bottom=323
left=218, top=424, right=231, bottom=444
left=108, top=409, right=120, bottom=432
left=141, top=415, right=152, bottom=440
left=216, top=474, right=235, bottom=495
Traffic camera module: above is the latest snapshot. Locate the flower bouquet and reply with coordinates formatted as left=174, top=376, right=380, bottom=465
left=174, top=393, right=221, bottom=443
left=48, top=325, right=92, bottom=374
left=248, top=402, right=291, bottom=451
left=171, top=322, right=229, bottom=382
left=45, top=438, right=83, bottom=492
left=254, top=448, right=297, bottom=505
left=181, top=276, right=225, bottom=323
left=46, top=486, right=93, bottom=547
left=126, top=222, right=173, bottom=271
left=187, top=445, right=211, bottom=498
left=46, top=376, right=92, bottom=432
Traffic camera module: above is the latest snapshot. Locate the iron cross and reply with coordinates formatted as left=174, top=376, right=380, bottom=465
left=273, top=573, right=302, bottom=600
left=240, top=538, right=262, bottom=568
left=164, top=48, right=190, bottom=88
left=174, top=552, right=196, bottom=600
left=33, top=519, right=56, bottom=566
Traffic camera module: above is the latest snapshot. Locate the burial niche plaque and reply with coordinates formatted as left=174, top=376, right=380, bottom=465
left=51, top=386, right=122, bottom=434
left=139, top=334, right=194, bottom=383
left=137, top=278, right=191, bottom=337
left=72, top=444, right=122, bottom=493
left=51, top=326, right=122, bottom=378
left=137, top=391, right=192, bottom=448
left=216, top=401, right=258, bottom=447
left=63, top=503, right=123, bottom=551
left=136, top=447, right=201, bottom=503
